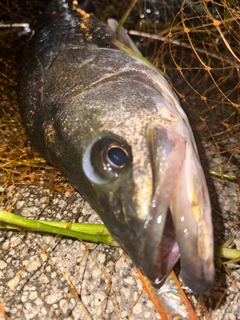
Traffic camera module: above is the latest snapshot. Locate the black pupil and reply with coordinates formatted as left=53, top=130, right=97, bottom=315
left=107, top=147, right=127, bottom=167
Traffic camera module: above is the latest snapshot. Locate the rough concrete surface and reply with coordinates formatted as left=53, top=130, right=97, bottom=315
left=1, top=137, right=240, bottom=319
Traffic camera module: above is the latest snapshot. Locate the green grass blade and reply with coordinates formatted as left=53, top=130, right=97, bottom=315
left=115, top=0, right=137, bottom=35
left=216, top=246, right=240, bottom=260
left=216, top=245, right=240, bottom=264
left=209, top=170, right=240, bottom=188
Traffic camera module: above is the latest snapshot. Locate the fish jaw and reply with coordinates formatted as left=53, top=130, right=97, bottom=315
left=141, top=124, right=186, bottom=285
left=170, top=143, right=215, bottom=293
left=141, top=122, right=214, bottom=293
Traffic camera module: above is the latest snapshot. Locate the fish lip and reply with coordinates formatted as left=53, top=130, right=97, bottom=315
left=141, top=122, right=215, bottom=293
left=181, top=258, right=215, bottom=293
left=142, top=184, right=214, bottom=293
left=169, top=144, right=215, bottom=293
left=140, top=123, right=186, bottom=287
left=141, top=208, right=180, bottom=288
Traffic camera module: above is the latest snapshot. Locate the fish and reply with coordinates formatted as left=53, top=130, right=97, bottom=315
left=20, top=0, right=214, bottom=293
left=139, top=270, right=199, bottom=320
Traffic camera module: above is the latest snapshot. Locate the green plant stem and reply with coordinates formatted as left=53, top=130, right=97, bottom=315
left=0, top=210, right=118, bottom=246
left=1, top=210, right=240, bottom=262
left=209, top=170, right=240, bottom=188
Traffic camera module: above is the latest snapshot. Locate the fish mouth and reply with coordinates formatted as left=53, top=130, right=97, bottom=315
left=141, top=122, right=214, bottom=293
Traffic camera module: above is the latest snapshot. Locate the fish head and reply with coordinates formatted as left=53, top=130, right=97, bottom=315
left=46, top=51, right=214, bottom=294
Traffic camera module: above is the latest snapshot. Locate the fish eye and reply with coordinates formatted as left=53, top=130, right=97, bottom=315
left=100, top=139, right=130, bottom=177
left=104, top=145, right=128, bottom=168
left=82, top=135, right=132, bottom=184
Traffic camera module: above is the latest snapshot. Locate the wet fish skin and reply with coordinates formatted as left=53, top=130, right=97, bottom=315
left=20, top=0, right=214, bottom=293
left=20, top=0, right=150, bottom=263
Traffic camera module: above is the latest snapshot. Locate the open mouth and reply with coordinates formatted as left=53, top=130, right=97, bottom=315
left=142, top=209, right=180, bottom=288
left=141, top=122, right=215, bottom=293
left=141, top=183, right=214, bottom=293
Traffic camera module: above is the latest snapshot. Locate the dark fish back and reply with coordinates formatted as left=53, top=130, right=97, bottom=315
left=20, top=0, right=113, bottom=157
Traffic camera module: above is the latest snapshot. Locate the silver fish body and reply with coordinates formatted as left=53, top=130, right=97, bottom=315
left=20, top=0, right=214, bottom=293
